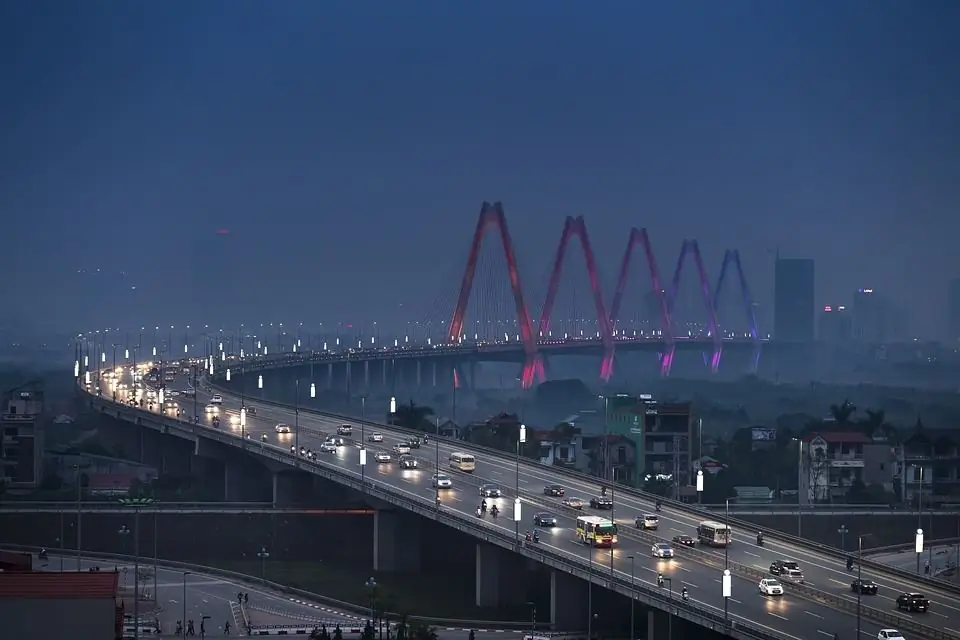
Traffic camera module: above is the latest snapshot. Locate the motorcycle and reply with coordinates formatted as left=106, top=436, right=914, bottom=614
left=476, top=507, right=483, bottom=518
left=846, top=558, right=854, bottom=572
left=490, top=506, right=499, bottom=519
left=681, top=589, right=689, bottom=601
left=261, top=434, right=268, bottom=442
left=532, top=531, right=540, bottom=543
left=757, top=535, right=764, bottom=547
left=655, top=502, right=662, bottom=512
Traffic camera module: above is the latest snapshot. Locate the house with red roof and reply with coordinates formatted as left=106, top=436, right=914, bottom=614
left=0, top=570, right=120, bottom=640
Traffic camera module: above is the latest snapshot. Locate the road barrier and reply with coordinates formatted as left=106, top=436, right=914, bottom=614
left=84, top=393, right=787, bottom=640
left=84, top=383, right=960, bottom=640
left=205, top=372, right=960, bottom=599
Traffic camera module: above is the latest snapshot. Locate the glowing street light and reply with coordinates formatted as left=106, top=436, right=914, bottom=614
left=258, top=374, right=263, bottom=389
left=226, top=368, right=231, bottom=382
left=310, top=382, right=316, bottom=399
left=74, top=360, right=80, bottom=378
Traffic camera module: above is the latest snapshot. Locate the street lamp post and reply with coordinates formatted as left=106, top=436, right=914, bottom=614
left=118, top=497, right=155, bottom=640
left=365, top=577, right=377, bottom=626
left=658, top=576, right=673, bottom=640
left=435, top=415, right=441, bottom=510
left=74, top=462, right=89, bottom=570
left=696, top=470, right=704, bottom=504
left=257, top=546, right=270, bottom=580
left=722, top=569, right=732, bottom=626
left=856, top=534, right=873, bottom=639
left=796, top=439, right=804, bottom=537
left=916, top=528, right=924, bottom=575
left=628, top=555, right=636, bottom=640
left=295, top=379, right=301, bottom=455
left=360, top=446, right=367, bottom=491
left=182, top=571, right=191, bottom=634
left=516, top=424, right=525, bottom=540
left=838, top=525, right=849, bottom=552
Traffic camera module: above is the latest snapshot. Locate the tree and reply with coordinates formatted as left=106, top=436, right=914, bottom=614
left=807, top=447, right=829, bottom=502
left=333, top=626, right=343, bottom=640
left=394, top=401, right=434, bottom=432
left=361, top=622, right=376, bottom=640
left=829, top=400, right=857, bottom=424
left=862, top=409, right=886, bottom=431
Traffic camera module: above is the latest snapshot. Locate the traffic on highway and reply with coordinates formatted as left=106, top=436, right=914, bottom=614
left=88, top=362, right=960, bottom=640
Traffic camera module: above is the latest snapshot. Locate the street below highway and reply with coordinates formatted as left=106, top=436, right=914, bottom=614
left=100, top=367, right=959, bottom=639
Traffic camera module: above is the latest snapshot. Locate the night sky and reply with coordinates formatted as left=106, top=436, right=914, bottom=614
left=3, top=1, right=958, bottom=340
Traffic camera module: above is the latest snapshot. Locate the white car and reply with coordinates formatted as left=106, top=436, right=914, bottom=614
left=432, top=474, right=452, bottom=489
left=651, top=543, right=674, bottom=558
left=167, top=390, right=180, bottom=397
left=326, top=436, right=344, bottom=447
left=319, top=442, right=337, bottom=453
left=877, top=630, right=904, bottom=640
left=204, top=403, right=218, bottom=412
left=210, top=395, right=222, bottom=404
left=368, top=433, right=383, bottom=443
left=758, top=579, right=783, bottom=596
left=399, top=455, right=418, bottom=469
left=393, top=444, right=411, bottom=455
left=275, top=423, right=291, bottom=434
left=375, top=452, right=392, bottom=463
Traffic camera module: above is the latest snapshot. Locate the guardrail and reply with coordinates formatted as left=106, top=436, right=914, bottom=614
left=864, top=538, right=960, bottom=557
left=702, top=503, right=960, bottom=513
left=207, top=375, right=960, bottom=599
left=0, top=501, right=273, bottom=510
left=85, top=387, right=960, bottom=640
left=84, top=391, right=788, bottom=640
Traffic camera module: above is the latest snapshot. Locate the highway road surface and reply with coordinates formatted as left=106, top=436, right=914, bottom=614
left=99, top=368, right=959, bottom=639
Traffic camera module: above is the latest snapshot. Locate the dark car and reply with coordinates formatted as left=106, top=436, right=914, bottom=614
left=241, top=405, right=256, bottom=416
left=543, top=484, right=565, bottom=497
left=851, top=579, right=878, bottom=595
left=533, top=512, right=558, bottom=527
left=406, top=438, right=422, bottom=449
left=896, top=592, right=928, bottom=612
left=672, top=534, right=696, bottom=547
left=589, top=496, right=613, bottom=509
left=479, top=484, right=502, bottom=497
left=769, top=560, right=801, bottom=576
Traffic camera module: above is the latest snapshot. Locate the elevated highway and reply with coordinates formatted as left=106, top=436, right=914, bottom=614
left=0, top=502, right=369, bottom=515
left=81, top=368, right=958, bottom=640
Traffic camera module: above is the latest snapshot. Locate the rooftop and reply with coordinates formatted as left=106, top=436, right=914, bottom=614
left=0, top=571, right=118, bottom=599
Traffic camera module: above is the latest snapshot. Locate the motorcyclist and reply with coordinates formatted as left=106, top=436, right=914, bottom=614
left=39, top=548, right=47, bottom=560
left=681, top=587, right=688, bottom=600
left=476, top=506, right=483, bottom=517
left=525, top=531, right=533, bottom=542
left=757, top=531, right=763, bottom=545
left=655, top=500, right=662, bottom=512
left=490, top=505, right=499, bottom=518
left=846, top=557, right=854, bottom=571
left=532, top=530, right=540, bottom=543
left=657, top=573, right=664, bottom=587
left=224, top=621, right=231, bottom=635
left=601, top=486, right=607, bottom=497
left=481, top=499, right=487, bottom=513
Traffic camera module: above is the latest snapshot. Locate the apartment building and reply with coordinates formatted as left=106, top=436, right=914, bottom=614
left=900, top=428, right=960, bottom=506
left=1, top=384, right=45, bottom=489
left=607, top=395, right=694, bottom=490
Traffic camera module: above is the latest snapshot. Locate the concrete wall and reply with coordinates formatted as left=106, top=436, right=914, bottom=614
left=0, top=597, right=114, bottom=640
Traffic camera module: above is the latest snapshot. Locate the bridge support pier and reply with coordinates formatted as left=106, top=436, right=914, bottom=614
left=224, top=463, right=245, bottom=502
left=327, top=363, right=333, bottom=389
left=364, top=361, right=370, bottom=390
left=550, top=570, right=588, bottom=630
left=431, top=361, right=437, bottom=387
left=345, top=361, right=352, bottom=394
left=382, top=360, right=388, bottom=388
left=475, top=543, right=501, bottom=607
left=415, top=360, right=422, bottom=387
left=372, top=510, right=421, bottom=572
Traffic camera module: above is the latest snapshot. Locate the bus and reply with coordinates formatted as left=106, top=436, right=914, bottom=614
left=576, top=515, right=618, bottom=547
left=697, top=520, right=732, bottom=547
left=449, top=452, right=476, bottom=472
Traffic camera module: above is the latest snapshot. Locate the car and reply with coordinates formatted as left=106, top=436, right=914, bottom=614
left=758, top=578, right=783, bottom=596
left=405, top=438, right=422, bottom=449
left=204, top=403, right=219, bottom=412
left=672, top=534, right=696, bottom=547
left=781, top=568, right=804, bottom=583
left=432, top=474, right=452, bottom=489
left=275, top=423, right=291, bottom=434
left=375, top=452, right=392, bottom=463
left=319, top=442, right=337, bottom=453
left=393, top=444, right=411, bottom=454
left=877, top=630, right=904, bottom=640
left=398, top=455, right=418, bottom=469
left=589, top=496, right=613, bottom=509
left=210, top=395, right=223, bottom=404
left=242, top=406, right=256, bottom=416
left=326, top=436, right=344, bottom=446
left=543, top=484, right=565, bottom=497
left=368, top=433, right=384, bottom=443
left=562, top=497, right=585, bottom=509
left=479, top=484, right=502, bottom=497
left=769, top=560, right=801, bottom=576
left=852, top=579, right=878, bottom=595
left=895, top=592, right=928, bottom=612
left=168, top=390, right=180, bottom=397
left=636, top=514, right=660, bottom=530
left=337, top=424, right=352, bottom=436
left=651, top=543, right=674, bottom=558
left=533, top=513, right=557, bottom=527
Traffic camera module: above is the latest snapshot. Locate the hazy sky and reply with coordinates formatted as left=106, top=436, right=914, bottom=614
left=3, top=1, right=958, bottom=339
